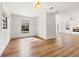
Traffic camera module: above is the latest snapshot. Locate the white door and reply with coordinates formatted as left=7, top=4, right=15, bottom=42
left=59, top=22, right=65, bottom=33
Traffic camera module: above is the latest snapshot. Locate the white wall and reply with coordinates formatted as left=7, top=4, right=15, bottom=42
left=11, top=14, right=37, bottom=38
left=37, top=14, right=46, bottom=39
left=56, top=8, right=79, bottom=34
left=11, top=12, right=56, bottom=39
left=0, top=4, right=11, bottom=56
left=37, top=13, right=56, bottom=39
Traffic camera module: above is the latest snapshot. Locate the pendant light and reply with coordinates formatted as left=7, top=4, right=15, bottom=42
left=34, top=0, right=41, bottom=8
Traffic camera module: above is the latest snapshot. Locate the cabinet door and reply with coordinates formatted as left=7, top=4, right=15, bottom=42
left=2, top=8, right=10, bottom=47
left=0, top=32, right=4, bottom=55
left=0, top=3, right=5, bottom=56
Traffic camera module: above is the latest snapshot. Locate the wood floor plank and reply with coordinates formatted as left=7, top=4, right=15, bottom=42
left=1, top=33, right=79, bottom=57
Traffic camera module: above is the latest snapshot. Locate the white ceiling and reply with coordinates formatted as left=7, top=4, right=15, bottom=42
left=2, top=2, right=79, bottom=17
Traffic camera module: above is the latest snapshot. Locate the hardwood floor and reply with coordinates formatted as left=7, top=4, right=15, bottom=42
left=1, top=33, right=79, bottom=57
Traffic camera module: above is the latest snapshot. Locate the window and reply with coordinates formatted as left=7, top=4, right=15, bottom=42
left=21, top=20, right=29, bottom=33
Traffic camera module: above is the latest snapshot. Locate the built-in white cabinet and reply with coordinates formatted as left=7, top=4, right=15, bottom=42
left=46, top=13, right=56, bottom=39
left=0, top=32, right=5, bottom=56
left=0, top=3, right=5, bottom=56
left=0, top=3, right=11, bottom=56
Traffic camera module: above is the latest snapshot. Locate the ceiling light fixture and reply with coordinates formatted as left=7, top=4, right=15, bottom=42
left=34, top=0, right=41, bottom=8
